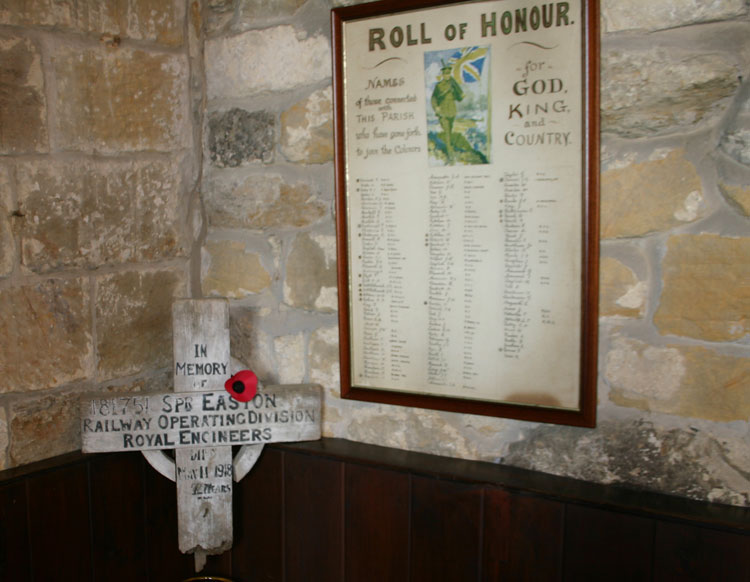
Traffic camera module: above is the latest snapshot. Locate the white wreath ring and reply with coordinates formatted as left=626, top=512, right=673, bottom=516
left=141, top=359, right=265, bottom=483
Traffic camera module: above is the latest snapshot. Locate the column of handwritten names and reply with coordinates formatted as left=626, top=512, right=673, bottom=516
left=357, top=178, right=385, bottom=381
left=356, top=177, right=412, bottom=384
left=383, top=179, right=410, bottom=381
left=427, top=175, right=454, bottom=386
left=462, top=174, right=491, bottom=388
left=502, top=171, right=532, bottom=359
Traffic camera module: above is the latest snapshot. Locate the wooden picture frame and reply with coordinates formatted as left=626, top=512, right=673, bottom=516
left=332, top=0, right=599, bottom=427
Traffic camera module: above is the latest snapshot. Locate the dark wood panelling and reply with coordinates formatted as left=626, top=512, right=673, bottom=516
left=284, top=450, right=344, bottom=582
left=653, top=520, right=750, bottom=582
left=0, top=440, right=748, bottom=582
left=288, top=439, right=750, bottom=534
left=509, top=493, right=565, bottom=581
left=27, top=462, right=92, bottom=582
left=202, top=542, right=234, bottom=578
left=411, top=475, right=482, bottom=582
left=89, top=452, right=148, bottom=581
left=345, top=463, right=410, bottom=582
left=232, top=446, right=284, bottom=582
left=482, top=487, right=511, bottom=581
left=0, top=481, right=30, bottom=581
left=142, top=459, right=195, bottom=581
left=564, top=503, right=654, bottom=582
left=482, top=489, right=565, bottom=582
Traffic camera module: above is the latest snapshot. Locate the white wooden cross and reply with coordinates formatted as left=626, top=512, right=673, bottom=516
left=80, top=299, right=322, bottom=571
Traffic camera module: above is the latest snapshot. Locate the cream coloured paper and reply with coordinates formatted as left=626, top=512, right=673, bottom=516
left=342, top=0, right=584, bottom=409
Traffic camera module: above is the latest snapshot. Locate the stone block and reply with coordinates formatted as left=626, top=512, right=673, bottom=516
left=284, top=233, right=337, bottom=312
left=53, top=47, right=190, bottom=153
left=604, top=337, right=684, bottom=405
left=342, top=403, right=478, bottom=460
left=205, top=0, right=235, bottom=34
left=96, top=269, right=185, bottom=379
left=237, top=0, right=307, bottom=23
left=605, top=337, right=750, bottom=422
left=719, top=182, right=750, bottom=216
left=720, top=128, right=750, bottom=166
left=208, top=108, right=275, bottom=167
left=202, top=240, right=271, bottom=298
left=503, top=419, right=749, bottom=506
left=309, top=325, right=340, bottom=392
left=0, top=279, right=92, bottom=393
left=188, top=0, right=202, bottom=60
left=654, top=234, right=750, bottom=341
left=602, top=0, right=747, bottom=32
left=0, top=165, right=15, bottom=277
left=111, top=0, right=185, bottom=45
left=101, top=370, right=172, bottom=394
left=9, top=391, right=80, bottom=466
left=341, top=405, right=410, bottom=451
left=602, top=48, right=739, bottom=137
left=205, top=173, right=328, bottom=229
left=0, top=0, right=184, bottom=46
left=125, top=160, right=188, bottom=261
left=17, top=159, right=187, bottom=272
left=601, top=150, right=705, bottom=238
left=205, top=26, right=330, bottom=99
left=281, top=87, right=333, bottom=164
left=0, top=34, right=47, bottom=154
left=274, top=332, right=305, bottom=384
left=599, top=257, right=646, bottom=318
left=229, top=307, right=275, bottom=381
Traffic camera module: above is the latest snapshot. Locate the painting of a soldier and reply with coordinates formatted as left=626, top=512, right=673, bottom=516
left=425, top=46, right=490, bottom=166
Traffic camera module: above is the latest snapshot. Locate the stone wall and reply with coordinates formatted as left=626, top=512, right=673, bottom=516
left=2, top=0, right=748, bottom=509
left=203, top=0, right=750, bottom=507
left=0, top=1, right=202, bottom=467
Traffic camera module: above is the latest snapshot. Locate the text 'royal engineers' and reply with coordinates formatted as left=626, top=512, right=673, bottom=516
left=81, top=385, right=321, bottom=453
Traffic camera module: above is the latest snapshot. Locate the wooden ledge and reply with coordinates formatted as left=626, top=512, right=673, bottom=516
left=2, top=438, right=747, bottom=534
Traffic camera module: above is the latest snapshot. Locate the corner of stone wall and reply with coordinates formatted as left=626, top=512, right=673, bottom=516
left=0, top=0, right=200, bottom=469
left=574, top=1, right=750, bottom=505
left=201, top=0, right=337, bottom=390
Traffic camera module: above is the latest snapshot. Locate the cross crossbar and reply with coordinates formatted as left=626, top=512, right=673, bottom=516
left=81, top=386, right=321, bottom=453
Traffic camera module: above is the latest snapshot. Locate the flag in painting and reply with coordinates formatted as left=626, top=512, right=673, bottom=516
left=449, top=46, right=488, bottom=83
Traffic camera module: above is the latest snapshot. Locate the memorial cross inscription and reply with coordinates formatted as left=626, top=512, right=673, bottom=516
left=80, top=299, right=322, bottom=571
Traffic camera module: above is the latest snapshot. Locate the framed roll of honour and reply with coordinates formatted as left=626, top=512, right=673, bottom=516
left=332, top=0, right=599, bottom=426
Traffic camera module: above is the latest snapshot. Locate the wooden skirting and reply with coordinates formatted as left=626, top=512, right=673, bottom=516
left=1, top=438, right=748, bottom=581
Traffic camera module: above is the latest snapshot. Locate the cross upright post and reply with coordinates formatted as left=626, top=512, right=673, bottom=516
left=172, top=299, right=234, bottom=563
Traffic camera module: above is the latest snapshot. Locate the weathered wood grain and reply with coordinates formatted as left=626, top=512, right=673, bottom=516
left=81, top=386, right=322, bottom=453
